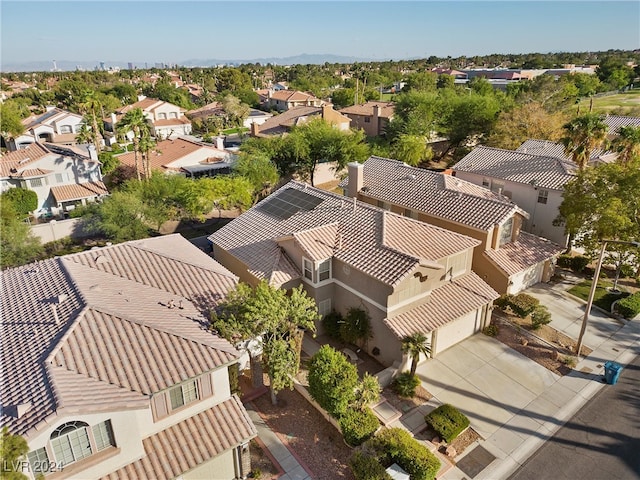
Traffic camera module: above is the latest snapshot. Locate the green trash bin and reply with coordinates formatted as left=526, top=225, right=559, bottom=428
left=604, top=361, right=623, bottom=385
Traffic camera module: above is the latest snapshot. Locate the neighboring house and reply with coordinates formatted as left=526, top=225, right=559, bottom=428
left=339, top=101, right=394, bottom=137
left=341, top=157, right=563, bottom=294
left=431, top=68, right=468, bottom=79
left=0, top=235, right=256, bottom=480
left=265, top=90, right=324, bottom=112
left=601, top=114, right=640, bottom=138
left=271, top=81, right=289, bottom=91
left=251, top=105, right=351, bottom=137
left=188, top=103, right=273, bottom=129
left=104, top=96, right=192, bottom=142
left=209, top=181, right=498, bottom=367
left=0, top=142, right=107, bottom=219
left=10, top=108, right=90, bottom=151
left=452, top=145, right=577, bottom=246
left=115, top=137, right=237, bottom=178
left=244, top=108, right=274, bottom=128
left=516, top=139, right=617, bottom=165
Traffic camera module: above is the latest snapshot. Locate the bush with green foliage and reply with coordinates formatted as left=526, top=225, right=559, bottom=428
left=340, top=408, right=380, bottom=446
left=482, top=324, right=499, bottom=336
left=495, top=293, right=540, bottom=318
left=557, top=254, right=590, bottom=273
left=530, top=305, right=552, bottom=329
left=392, top=372, right=420, bottom=397
left=308, top=345, right=358, bottom=417
left=615, top=292, right=640, bottom=318
left=349, top=451, right=392, bottom=480
left=1, top=188, right=38, bottom=217
left=366, top=428, right=441, bottom=480
left=339, top=307, right=372, bottom=345
left=425, top=404, right=470, bottom=443
left=321, top=310, right=343, bottom=340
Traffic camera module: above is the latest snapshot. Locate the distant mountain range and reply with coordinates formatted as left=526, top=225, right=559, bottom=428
left=2, top=53, right=377, bottom=72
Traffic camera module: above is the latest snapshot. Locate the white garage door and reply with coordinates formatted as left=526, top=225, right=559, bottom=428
left=434, top=310, right=481, bottom=355
left=508, top=262, right=545, bottom=294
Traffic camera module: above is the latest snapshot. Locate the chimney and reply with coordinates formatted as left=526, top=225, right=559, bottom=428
left=215, top=136, right=225, bottom=150
left=347, top=162, right=364, bottom=198
left=322, top=104, right=332, bottom=120
left=46, top=105, right=56, bottom=112
left=251, top=122, right=260, bottom=136
left=137, top=94, right=147, bottom=102
left=111, top=112, right=117, bottom=128
left=373, top=104, right=381, bottom=120
left=87, top=144, right=98, bottom=161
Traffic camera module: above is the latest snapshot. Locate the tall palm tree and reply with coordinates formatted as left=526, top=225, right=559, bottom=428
left=401, top=332, right=431, bottom=377
left=79, top=91, right=103, bottom=155
left=74, top=121, right=92, bottom=145
left=138, top=129, right=157, bottom=179
left=561, top=114, right=608, bottom=171
left=612, top=125, right=640, bottom=166
left=117, top=108, right=150, bottom=182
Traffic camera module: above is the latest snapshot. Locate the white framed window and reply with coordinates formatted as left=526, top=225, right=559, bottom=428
left=157, top=112, right=167, bottom=120
left=55, top=173, right=64, bottom=183
left=318, top=298, right=332, bottom=317
left=74, top=124, right=85, bottom=133
left=92, top=420, right=115, bottom=451
left=500, top=217, right=513, bottom=246
left=27, top=448, right=49, bottom=473
left=50, top=421, right=92, bottom=467
left=30, top=178, right=44, bottom=188
left=446, top=251, right=468, bottom=280
left=169, top=112, right=178, bottom=119
left=482, top=178, right=490, bottom=187
left=169, top=379, right=199, bottom=410
left=60, top=125, right=73, bottom=134
left=537, top=189, right=549, bottom=204
left=303, top=258, right=313, bottom=281
left=318, top=259, right=331, bottom=282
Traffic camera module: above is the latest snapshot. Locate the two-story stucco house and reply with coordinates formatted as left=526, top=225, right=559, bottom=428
left=251, top=105, right=351, bottom=137
left=104, top=96, right=192, bottom=141
left=265, top=90, right=324, bottom=112
left=0, top=142, right=108, bottom=219
left=209, top=181, right=498, bottom=368
left=10, top=108, right=90, bottom=151
left=452, top=145, right=579, bottom=247
left=339, top=101, right=394, bottom=137
left=1, top=235, right=256, bottom=480
left=341, top=157, right=563, bottom=294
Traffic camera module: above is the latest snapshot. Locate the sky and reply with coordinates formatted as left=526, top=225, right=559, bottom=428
left=1, top=1, right=639, bottom=69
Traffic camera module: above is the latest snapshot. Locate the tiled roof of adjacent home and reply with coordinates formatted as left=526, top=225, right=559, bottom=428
left=209, top=181, right=479, bottom=287
left=602, top=115, right=640, bottom=135
left=484, top=232, right=564, bottom=276
left=452, top=146, right=577, bottom=190
left=342, top=156, right=527, bottom=231
left=339, top=101, right=395, bottom=118
left=255, top=106, right=322, bottom=136
left=385, top=272, right=499, bottom=338
left=50, top=181, right=109, bottom=202
left=153, top=117, right=192, bottom=127
left=291, top=223, right=339, bottom=262
left=21, top=108, right=82, bottom=130
left=269, top=90, right=320, bottom=103
left=100, top=396, right=256, bottom=480
left=517, top=139, right=616, bottom=164
left=0, top=142, right=51, bottom=176
left=0, top=235, right=239, bottom=437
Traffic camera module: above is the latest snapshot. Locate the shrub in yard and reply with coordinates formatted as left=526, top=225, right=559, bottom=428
left=425, top=404, right=470, bottom=443
left=392, top=372, right=420, bottom=397
left=509, top=293, right=540, bottom=318
left=482, top=324, right=499, bottom=337
left=339, top=307, right=372, bottom=345
left=494, top=294, right=513, bottom=311
left=530, top=305, right=552, bottom=329
left=308, top=345, right=358, bottom=417
left=340, top=408, right=380, bottom=446
left=616, top=292, right=640, bottom=319
left=570, top=255, right=590, bottom=273
left=349, top=451, right=392, bottom=480
left=321, top=310, right=343, bottom=340
left=367, top=428, right=441, bottom=480
left=556, top=254, right=573, bottom=269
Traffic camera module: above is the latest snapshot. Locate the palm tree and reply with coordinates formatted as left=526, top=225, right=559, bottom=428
left=79, top=91, right=103, bottom=155
left=117, top=108, right=150, bottom=182
left=74, top=121, right=92, bottom=145
left=138, top=129, right=157, bottom=179
left=612, top=125, right=640, bottom=166
left=561, top=114, right=608, bottom=171
left=401, top=332, right=431, bottom=377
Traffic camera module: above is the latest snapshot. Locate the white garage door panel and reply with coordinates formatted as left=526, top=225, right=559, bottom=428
left=508, top=262, right=545, bottom=294
left=435, top=310, right=481, bottom=354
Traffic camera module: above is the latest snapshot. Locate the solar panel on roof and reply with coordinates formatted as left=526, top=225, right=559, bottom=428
left=258, top=188, right=324, bottom=220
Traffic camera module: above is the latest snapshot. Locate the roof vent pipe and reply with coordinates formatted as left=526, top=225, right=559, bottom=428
left=50, top=304, right=60, bottom=325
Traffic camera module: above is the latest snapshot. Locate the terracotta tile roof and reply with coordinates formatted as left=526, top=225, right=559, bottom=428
left=116, top=137, right=225, bottom=172
left=187, top=102, right=224, bottom=119
left=22, top=108, right=82, bottom=130
left=50, top=181, right=109, bottom=202
left=256, top=106, right=322, bottom=136
left=100, top=396, right=256, bottom=480
left=339, top=101, right=395, bottom=118
left=452, top=146, right=577, bottom=190
left=270, top=90, right=319, bottom=103
left=484, top=232, right=564, bottom=276
left=210, top=181, right=479, bottom=287
left=0, top=142, right=51, bottom=176
left=292, top=223, right=339, bottom=261
left=603, top=115, right=640, bottom=135
left=517, top=139, right=616, bottom=164
left=153, top=117, right=192, bottom=127
left=1, top=235, right=239, bottom=437
left=386, top=272, right=499, bottom=338
left=342, top=156, right=527, bottom=231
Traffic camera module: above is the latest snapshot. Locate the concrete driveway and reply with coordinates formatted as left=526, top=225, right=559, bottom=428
left=415, top=335, right=559, bottom=440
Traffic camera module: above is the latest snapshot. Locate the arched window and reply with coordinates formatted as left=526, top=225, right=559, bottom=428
left=50, top=421, right=92, bottom=466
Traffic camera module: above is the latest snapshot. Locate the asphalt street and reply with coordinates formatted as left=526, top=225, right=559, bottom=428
left=509, top=354, right=640, bottom=480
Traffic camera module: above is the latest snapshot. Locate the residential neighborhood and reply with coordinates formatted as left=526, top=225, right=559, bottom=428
left=1, top=5, right=640, bottom=479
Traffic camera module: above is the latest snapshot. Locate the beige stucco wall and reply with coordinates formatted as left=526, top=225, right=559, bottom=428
left=212, top=245, right=260, bottom=286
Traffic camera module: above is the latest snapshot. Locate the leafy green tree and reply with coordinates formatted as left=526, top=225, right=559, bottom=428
left=221, top=95, right=250, bottom=128
left=436, top=74, right=455, bottom=90
left=561, top=114, right=608, bottom=170
left=0, top=427, right=29, bottom=480
left=0, top=197, right=43, bottom=269
left=596, top=57, right=635, bottom=89
left=403, top=72, right=438, bottom=92
left=1, top=189, right=38, bottom=217
left=82, top=191, right=151, bottom=242
left=401, top=332, right=431, bottom=377
left=469, top=77, right=493, bottom=96
left=331, top=88, right=356, bottom=109
left=308, top=345, right=359, bottom=417
left=570, top=72, right=602, bottom=97
left=612, top=125, right=640, bottom=165
left=385, top=91, right=439, bottom=139
left=117, top=107, right=150, bottom=181
left=390, top=134, right=433, bottom=166
left=211, top=282, right=319, bottom=405
left=0, top=101, right=26, bottom=142
left=216, top=68, right=253, bottom=93
left=353, top=373, right=381, bottom=411
left=233, top=152, right=280, bottom=201
left=98, top=151, right=120, bottom=175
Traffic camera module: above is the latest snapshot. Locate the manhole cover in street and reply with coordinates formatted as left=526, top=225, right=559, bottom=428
left=456, top=445, right=495, bottom=478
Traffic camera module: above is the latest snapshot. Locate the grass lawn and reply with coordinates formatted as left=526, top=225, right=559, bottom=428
left=221, top=127, right=249, bottom=135
left=575, top=88, right=640, bottom=115
left=567, top=279, right=630, bottom=312
left=379, top=93, right=397, bottom=101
